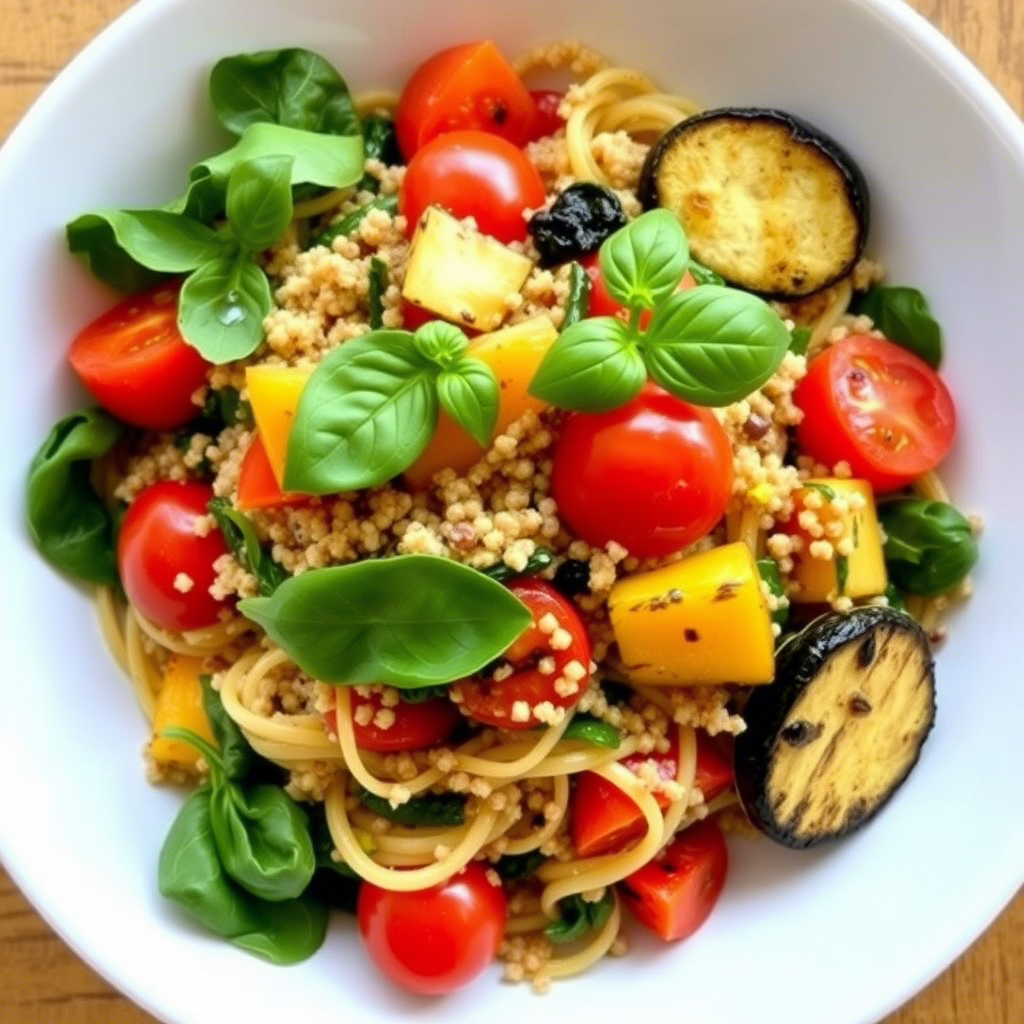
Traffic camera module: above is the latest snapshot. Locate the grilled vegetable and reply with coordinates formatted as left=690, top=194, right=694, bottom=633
left=527, top=183, right=627, bottom=268
left=638, top=108, right=869, bottom=298
left=734, top=606, right=935, bottom=848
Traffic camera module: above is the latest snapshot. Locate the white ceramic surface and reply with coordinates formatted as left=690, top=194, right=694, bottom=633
left=1, top=1, right=1022, bottom=1022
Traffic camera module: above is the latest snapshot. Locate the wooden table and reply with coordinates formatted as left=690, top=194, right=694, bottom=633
left=1, top=1, right=1022, bottom=1021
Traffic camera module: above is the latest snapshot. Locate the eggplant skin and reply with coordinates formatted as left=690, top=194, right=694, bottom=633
left=638, top=108, right=870, bottom=299
left=734, top=607, right=935, bottom=849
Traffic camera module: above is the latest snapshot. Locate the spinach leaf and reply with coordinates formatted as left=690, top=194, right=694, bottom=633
left=208, top=497, right=289, bottom=597
left=756, top=558, right=789, bottom=630
left=397, top=684, right=452, bottom=703
left=359, top=789, right=466, bottom=828
left=561, top=714, right=620, bottom=749
left=878, top=499, right=978, bottom=596
left=306, top=806, right=360, bottom=911
left=789, top=325, right=812, bottom=356
left=688, top=259, right=724, bottom=286
left=238, top=554, right=533, bottom=687
left=231, top=892, right=329, bottom=964
left=361, top=115, right=402, bottom=168
left=367, top=256, right=388, bottom=331
left=26, top=409, right=125, bottom=585
left=437, top=359, right=500, bottom=447
left=313, top=194, right=397, bottom=248
left=493, top=850, right=545, bottom=881
left=884, top=582, right=908, bottom=613
left=199, top=673, right=255, bottom=780
left=562, top=261, right=590, bottom=329
left=199, top=386, right=252, bottom=430
left=544, top=891, right=614, bottom=944
left=855, top=285, right=942, bottom=368
left=225, top=154, right=294, bottom=252
left=481, top=548, right=554, bottom=583
left=209, top=48, right=360, bottom=137
left=599, top=209, right=688, bottom=310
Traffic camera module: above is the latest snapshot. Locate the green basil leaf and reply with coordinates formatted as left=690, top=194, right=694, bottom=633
left=413, top=321, right=469, bottom=370
left=170, top=172, right=228, bottom=225
left=283, top=331, right=438, bottom=494
left=396, top=684, right=451, bottom=704
left=313, top=194, right=398, bottom=248
left=480, top=548, right=554, bottom=583
left=789, top=325, right=812, bottom=356
left=200, top=386, right=252, bottom=429
left=226, top=155, right=295, bottom=252
left=368, top=256, right=388, bottom=331
left=688, top=259, right=724, bottom=287
left=544, top=891, right=614, bottom=944
left=208, top=497, right=289, bottom=597
left=209, top=48, right=360, bottom=137
left=308, top=804, right=356, bottom=878
left=756, top=558, right=789, bottom=630
left=359, top=114, right=401, bottom=191
left=199, top=673, right=256, bottom=780
left=561, top=714, right=620, bottom=749
left=528, top=317, right=645, bottom=412
left=599, top=209, right=688, bottom=311
left=878, top=498, right=978, bottom=596
left=642, top=285, right=790, bottom=406
left=178, top=255, right=271, bottom=363
left=26, top=409, right=125, bottom=585
left=493, top=850, right=545, bottom=881
left=359, top=789, right=466, bottom=828
left=231, top=892, right=329, bottom=965
left=855, top=285, right=943, bottom=368
left=65, top=215, right=168, bottom=293
left=437, top=360, right=499, bottom=448
left=562, top=261, right=590, bottom=329
left=238, top=554, right=533, bottom=687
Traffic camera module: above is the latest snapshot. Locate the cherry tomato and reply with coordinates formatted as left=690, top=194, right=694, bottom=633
left=68, top=283, right=210, bottom=430
left=357, top=862, right=506, bottom=995
left=395, top=41, right=536, bottom=159
left=400, top=130, right=546, bottom=243
left=552, top=383, right=733, bottom=558
left=323, top=690, right=462, bottom=753
left=236, top=434, right=310, bottom=511
left=581, top=254, right=696, bottom=323
left=525, top=89, right=564, bottom=141
left=117, top=481, right=229, bottom=632
left=619, top=818, right=728, bottom=941
left=571, top=732, right=733, bottom=857
left=452, top=579, right=591, bottom=730
left=793, top=335, right=956, bottom=492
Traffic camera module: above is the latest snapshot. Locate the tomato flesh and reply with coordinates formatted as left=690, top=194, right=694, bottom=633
left=581, top=254, right=695, bottom=323
left=323, top=690, right=462, bottom=753
left=793, top=334, right=956, bottom=492
left=68, top=283, right=210, bottom=430
left=525, top=89, right=565, bottom=141
left=236, top=434, right=310, bottom=511
left=357, top=862, right=506, bottom=995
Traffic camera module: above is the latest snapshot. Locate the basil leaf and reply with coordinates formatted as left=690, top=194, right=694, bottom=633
left=481, top=548, right=554, bottom=583
left=413, top=321, right=469, bottom=370
left=65, top=216, right=168, bottom=293
left=178, top=255, right=271, bottom=363
left=359, top=789, right=466, bottom=828
left=208, top=497, right=288, bottom=597
left=238, top=554, right=533, bottom=687
left=599, top=209, right=688, bottom=311
left=209, top=48, right=360, bottom=137
left=359, top=114, right=401, bottom=191
left=789, top=326, right=812, bottom=356
left=561, top=714, right=620, bottom=749
left=855, top=285, right=942, bottom=368
left=199, top=673, right=256, bottom=780
left=688, top=259, right=724, bottom=287
left=528, top=317, right=645, bottom=413
left=878, top=499, right=978, bottom=596
left=226, top=155, right=295, bottom=253
left=368, top=256, right=388, bottom=331
left=283, top=331, right=438, bottom=494
left=437, top=360, right=500, bottom=448
left=562, top=261, right=590, bottom=329
left=26, top=409, right=124, bottom=585
left=493, top=850, right=545, bottom=881
left=642, top=285, right=790, bottom=406
left=544, top=891, right=614, bottom=944
left=231, top=893, right=328, bottom=965
left=313, top=194, right=397, bottom=248
left=756, top=558, right=789, bottom=630
left=397, top=683, right=451, bottom=704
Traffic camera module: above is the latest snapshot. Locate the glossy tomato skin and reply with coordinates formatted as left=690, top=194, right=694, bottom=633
left=552, top=384, right=733, bottom=558
left=395, top=41, right=536, bottom=159
left=68, top=283, right=209, bottom=430
left=400, top=130, right=546, bottom=243
left=793, top=334, right=956, bottom=492
left=619, top=818, right=728, bottom=942
left=452, top=579, right=590, bottom=730
left=525, top=89, right=565, bottom=141
left=580, top=254, right=695, bottom=322
left=323, top=691, right=462, bottom=753
left=357, top=862, right=506, bottom=995
left=117, top=481, right=229, bottom=632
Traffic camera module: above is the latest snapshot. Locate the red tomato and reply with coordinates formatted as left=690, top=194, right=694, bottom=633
left=571, top=732, right=733, bottom=857
left=395, top=41, right=536, bottom=159
left=400, top=130, right=546, bottom=243
left=793, top=335, right=956, bottom=492
left=525, top=89, right=564, bottom=141
left=323, top=690, right=461, bottom=753
left=236, top=434, right=310, bottom=511
left=452, top=579, right=591, bottom=730
left=68, top=283, right=210, bottom=430
left=357, top=862, right=506, bottom=995
left=581, top=254, right=697, bottom=323
left=552, top=384, right=733, bottom=558
left=117, top=481, right=229, bottom=632
left=619, top=818, right=728, bottom=942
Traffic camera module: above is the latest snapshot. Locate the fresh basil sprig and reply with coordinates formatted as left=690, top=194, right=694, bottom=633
left=854, top=285, right=942, bottom=368
left=238, top=554, right=532, bottom=687
left=878, top=499, right=977, bottom=595
left=544, top=891, right=615, bottom=944
left=529, top=210, right=790, bottom=412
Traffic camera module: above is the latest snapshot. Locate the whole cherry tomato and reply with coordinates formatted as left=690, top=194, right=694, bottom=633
left=551, top=383, right=733, bottom=558
left=793, top=334, right=956, bottom=492
left=323, top=690, right=461, bottom=753
left=400, top=130, right=546, bottom=244
left=68, top=283, right=210, bottom=430
left=117, top=481, right=229, bottom=632
left=357, top=862, right=506, bottom=995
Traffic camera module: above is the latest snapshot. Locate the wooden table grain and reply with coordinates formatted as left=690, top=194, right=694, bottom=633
left=1, top=1, right=1021, bottom=1021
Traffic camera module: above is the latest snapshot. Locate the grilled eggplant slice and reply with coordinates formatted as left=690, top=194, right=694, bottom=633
left=734, top=606, right=934, bottom=848
left=638, top=108, right=869, bottom=298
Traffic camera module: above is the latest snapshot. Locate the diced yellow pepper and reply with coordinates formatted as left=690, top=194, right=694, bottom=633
left=245, top=364, right=314, bottom=487
left=608, top=541, right=775, bottom=686
left=149, top=655, right=216, bottom=770
left=404, top=315, right=558, bottom=490
left=788, top=478, right=887, bottom=603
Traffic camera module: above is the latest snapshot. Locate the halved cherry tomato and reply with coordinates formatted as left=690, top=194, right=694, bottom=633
left=399, top=130, right=546, bottom=243
left=571, top=732, right=733, bottom=857
left=580, top=253, right=696, bottom=323
left=236, top=434, right=310, bottom=511
left=619, top=818, right=728, bottom=942
left=525, top=89, right=565, bottom=141
left=68, top=282, right=210, bottom=429
left=552, top=383, right=733, bottom=558
left=452, top=579, right=590, bottom=730
left=323, top=690, right=461, bottom=753
left=793, top=334, right=956, bottom=492
left=357, top=861, right=506, bottom=995
left=117, top=481, right=229, bottom=632
left=395, top=41, right=536, bottom=159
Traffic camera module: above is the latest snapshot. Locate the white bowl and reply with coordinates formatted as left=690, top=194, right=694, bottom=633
left=1, top=1, right=1022, bottom=1022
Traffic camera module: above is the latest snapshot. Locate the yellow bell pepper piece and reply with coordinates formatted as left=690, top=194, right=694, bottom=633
left=609, top=541, right=775, bottom=686
left=149, top=655, right=217, bottom=770
left=245, top=364, right=314, bottom=487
